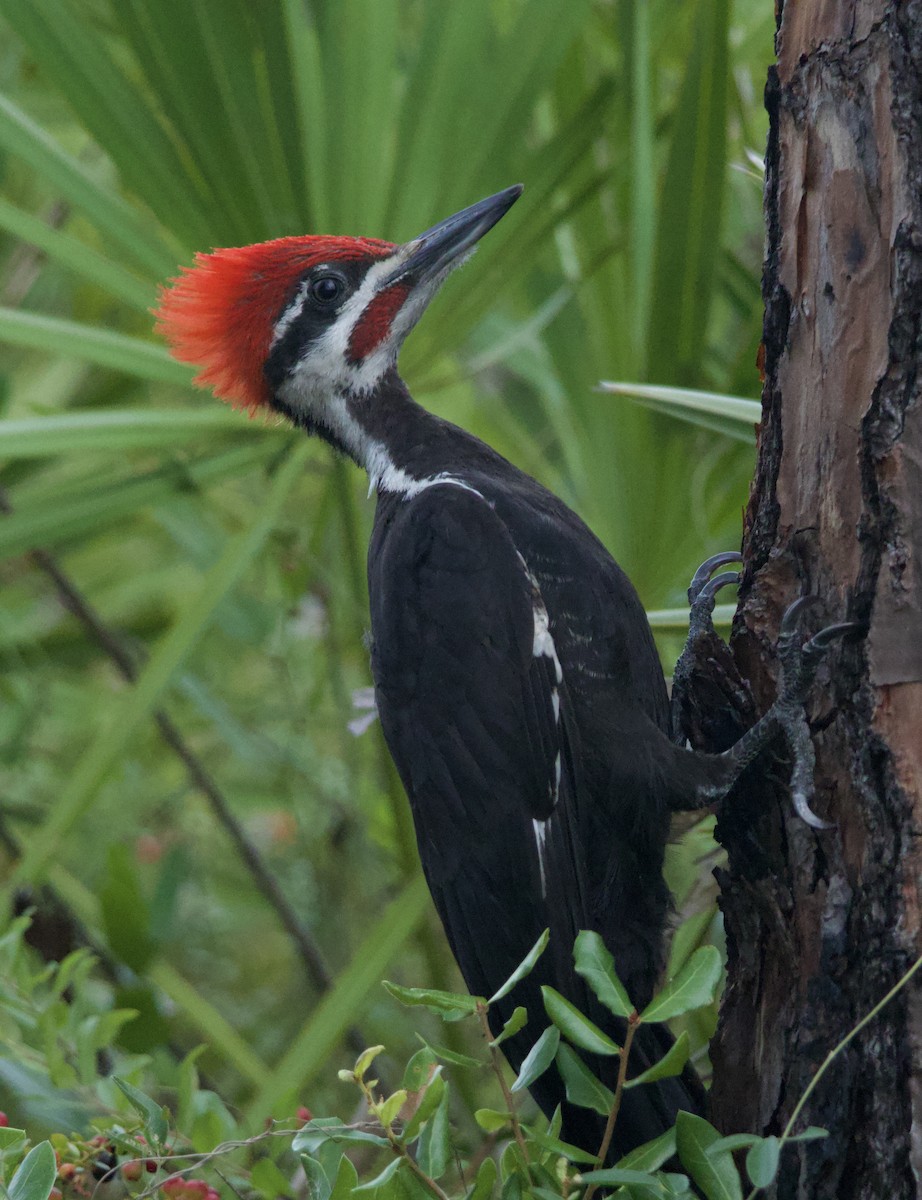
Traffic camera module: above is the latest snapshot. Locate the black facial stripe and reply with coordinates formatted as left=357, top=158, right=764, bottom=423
left=264, top=259, right=372, bottom=394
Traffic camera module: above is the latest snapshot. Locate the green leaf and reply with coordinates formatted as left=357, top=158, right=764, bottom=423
left=575, top=1167, right=665, bottom=1196
left=377, top=1090, right=408, bottom=1130
left=645, top=0, right=730, bottom=384
left=403, top=1047, right=439, bottom=1091
left=661, top=1176, right=695, bottom=1200
left=675, top=1112, right=743, bottom=1200
left=402, top=1069, right=445, bottom=1143
left=491, top=1006, right=528, bottom=1047
left=355, top=1045, right=386, bottom=1079
left=745, top=1138, right=779, bottom=1189
left=0, top=1129, right=26, bottom=1152
left=294, top=1119, right=389, bottom=1154
left=573, top=930, right=633, bottom=1018
left=541, top=987, right=620, bottom=1055
left=99, top=844, right=157, bottom=972
left=417, top=1038, right=482, bottom=1069
left=0, top=409, right=261, bottom=460
left=466, top=1156, right=496, bottom=1200
left=383, top=981, right=479, bottom=1018
left=646, top=606, right=735, bottom=631
left=499, top=1172, right=522, bottom=1200
left=488, top=929, right=549, bottom=1004
left=328, top=1154, right=360, bottom=1200
left=353, top=1157, right=403, bottom=1193
left=556, top=1044, right=615, bottom=1116
left=524, top=1129, right=598, bottom=1165
left=474, top=1109, right=511, bottom=1133
left=788, top=1127, right=829, bottom=1143
left=252, top=1156, right=298, bottom=1200
left=8, top=1142, right=56, bottom=1200
left=704, top=1135, right=761, bottom=1156
left=615, top=1128, right=678, bottom=1172
left=624, top=1031, right=690, bottom=1088
left=0, top=308, right=192, bottom=386
left=598, top=383, right=758, bottom=443
left=511, top=1025, right=559, bottom=1093
left=640, top=947, right=723, bottom=1023
left=416, top=1085, right=451, bottom=1180
left=299, top=1154, right=331, bottom=1200
left=667, top=908, right=717, bottom=978
left=113, top=1077, right=169, bottom=1147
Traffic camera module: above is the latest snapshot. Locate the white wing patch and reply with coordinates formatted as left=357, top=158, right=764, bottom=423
left=532, top=818, right=549, bottom=898
left=516, top=554, right=565, bottom=899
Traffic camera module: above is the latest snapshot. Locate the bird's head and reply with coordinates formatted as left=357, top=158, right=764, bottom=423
left=155, top=186, right=523, bottom=426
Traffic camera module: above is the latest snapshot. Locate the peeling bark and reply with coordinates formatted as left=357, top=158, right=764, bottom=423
left=705, top=3, right=922, bottom=1197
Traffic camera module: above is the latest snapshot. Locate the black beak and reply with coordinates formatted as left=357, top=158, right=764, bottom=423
left=390, top=185, right=523, bottom=285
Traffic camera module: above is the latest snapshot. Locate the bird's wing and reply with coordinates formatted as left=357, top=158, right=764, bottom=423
left=368, top=483, right=589, bottom=1003
left=368, top=484, right=706, bottom=1157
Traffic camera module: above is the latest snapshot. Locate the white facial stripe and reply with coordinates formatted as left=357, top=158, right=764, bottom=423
left=277, top=383, right=486, bottom=503
left=279, top=242, right=476, bottom=411
left=271, top=280, right=311, bottom=348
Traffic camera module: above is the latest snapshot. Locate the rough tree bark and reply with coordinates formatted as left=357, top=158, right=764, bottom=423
left=702, top=4, right=922, bottom=1198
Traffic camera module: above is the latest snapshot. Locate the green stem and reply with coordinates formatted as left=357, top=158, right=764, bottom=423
left=477, top=1002, right=530, bottom=1165
left=359, top=1076, right=452, bottom=1200
left=744, top=951, right=922, bottom=1200
left=585, top=1016, right=637, bottom=1200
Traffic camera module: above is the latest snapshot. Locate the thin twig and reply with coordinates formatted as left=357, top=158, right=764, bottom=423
left=477, top=1002, right=531, bottom=1165
left=0, top=486, right=365, bottom=1054
left=355, top=1076, right=453, bottom=1200
left=584, top=1016, right=638, bottom=1200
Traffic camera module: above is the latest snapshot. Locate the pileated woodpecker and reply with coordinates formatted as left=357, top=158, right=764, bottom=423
left=156, top=186, right=851, bottom=1157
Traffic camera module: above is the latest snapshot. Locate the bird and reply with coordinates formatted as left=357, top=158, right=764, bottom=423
left=155, top=185, right=852, bottom=1158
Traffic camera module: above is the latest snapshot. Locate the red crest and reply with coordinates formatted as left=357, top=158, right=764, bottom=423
left=154, top=235, right=395, bottom=413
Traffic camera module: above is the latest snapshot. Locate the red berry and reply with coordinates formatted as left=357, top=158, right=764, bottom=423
left=122, top=1163, right=143, bottom=1183
left=58, top=1164, right=77, bottom=1182
left=146, top=1160, right=158, bottom=1174
left=0, top=1113, right=8, bottom=1127
left=296, top=1106, right=312, bottom=1124
left=50, top=1190, right=63, bottom=1200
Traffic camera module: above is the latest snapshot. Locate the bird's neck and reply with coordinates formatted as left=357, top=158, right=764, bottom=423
left=302, top=367, right=501, bottom=496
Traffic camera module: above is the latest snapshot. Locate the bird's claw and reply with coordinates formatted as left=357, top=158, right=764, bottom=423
left=688, top=551, right=743, bottom=607
left=774, top=597, right=861, bottom=830
left=686, top=552, right=741, bottom=641
left=804, top=621, right=863, bottom=656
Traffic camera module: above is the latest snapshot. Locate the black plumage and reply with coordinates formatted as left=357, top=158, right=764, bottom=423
left=365, top=373, right=706, bottom=1153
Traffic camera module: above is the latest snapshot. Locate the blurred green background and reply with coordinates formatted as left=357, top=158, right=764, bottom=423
left=0, top=0, right=770, bottom=1138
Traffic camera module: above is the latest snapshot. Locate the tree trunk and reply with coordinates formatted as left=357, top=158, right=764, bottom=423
left=706, top=3, right=922, bottom=1197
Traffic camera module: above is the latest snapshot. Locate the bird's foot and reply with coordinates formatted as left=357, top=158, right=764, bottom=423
left=687, top=551, right=742, bottom=639
left=671, top=552, right=742, bottom=743
left=771, top=598, right=862, bottom=829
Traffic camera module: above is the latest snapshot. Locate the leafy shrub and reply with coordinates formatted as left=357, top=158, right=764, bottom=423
left=0, top=919, right=824, bottom=1200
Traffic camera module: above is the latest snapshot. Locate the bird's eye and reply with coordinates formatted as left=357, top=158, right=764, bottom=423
left=311, top=275, right=343, bottom=304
